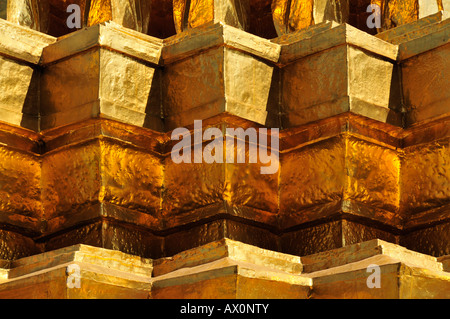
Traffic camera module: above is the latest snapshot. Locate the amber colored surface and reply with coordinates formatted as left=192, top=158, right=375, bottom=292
left=88, top=0, right=112, bottom=27
left=0, top=113, right=447, bottom=258
left=0, top=239, right=448, bottom=299
left=4, top=0, right=448, bottom=38
left=0, top=0, right=5, bottom=19
left=272, top=0, right=314, bottom=35
left=0, top=0, right=449, bottom=299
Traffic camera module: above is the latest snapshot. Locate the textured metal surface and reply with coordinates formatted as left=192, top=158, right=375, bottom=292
left=0, top=109, right=448, bottom=259
left=162, top=23, right=279, bottom=129
left=0, top=230, right=41, bottom=260
left=0, top=18, right=55, bottom=131
left=7, top=0, right=151, bottom=36
left=42, top=140, right=101, bottom=221
left=345, top=136, right=400, bottom=213
left=280, top=137, right=345, bottom=214
left=173, top=0, right=213, bottom=33
left=272, top=0, right=314, bottom=35
left=7, top=0, right=50, bottom=32
left=0, top=145, right=41, bottom=225
left=278, top=24, right=401, bottom=128
left=101, top=139, right=163, bottom=215
left=151, top=238, right=312, bottom=299
left=173, top=0, right=250, bottom=33
left=109, top=0, right=151, bottom=33
left=0, top=238, right=448, bottom=299
left=402, top=44, right=450, bottom=126
left=401, top=137, right=450, bottom=215
left=281, top=221, right=344, bottom=257
left=4, top=0, right=449, bottom=39
left=39, top=22, right=163, bottom=131
left=341, top=220, right=399, bottom=246
left=401, top=222, right=450, bottom=257
left=0, top=0, right=6, bottom=20
left=0, top=56, right=37, bottom=124
left=0, top=112, right=448, bottom=259
left=0, top=0, right=449, bottom=299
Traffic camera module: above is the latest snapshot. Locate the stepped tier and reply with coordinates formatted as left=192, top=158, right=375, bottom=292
left=0, top=0, right=449, bottom=298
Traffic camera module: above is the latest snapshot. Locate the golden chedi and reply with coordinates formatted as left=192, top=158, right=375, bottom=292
left=0, top=0, right=448, bottom=298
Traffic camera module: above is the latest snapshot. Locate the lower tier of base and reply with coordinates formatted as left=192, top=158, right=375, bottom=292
left=0, top=238, right=448, bottom=299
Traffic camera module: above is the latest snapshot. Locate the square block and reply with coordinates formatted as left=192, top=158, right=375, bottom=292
left=154, top=239, right=301, bottom=277
left=279, top=129, right=401, bottom=231
left=304, top=240, right=449, bottom=299
left=301, top=239, right=441, bottom=273
left=0, top=57, right=37, bottom=117
left=100, top=139, right=164, bottom=217
left=162, top=123, right=279, bottom=230
left=40, top=48, right=100, bottom=118
left=151, top=239, right=310, bottom=299
left=389, top=17, right=450, bottom=126
left=0, top=244, right=152, bottom=298
left=279, top=137, right=346, bottom=217
left=0, top=19, right=55, bottom=130
left=310, top=258, right=450, bottom=299
left=376, top=11, right=446, bottom=44
left=277, top=23, right=401, bottom=128
left=151, top=272, right=311, bottom=299
left=0, top=229, right=41, bottom=260
left=40, top=22, right=163, bottom=131
left=345, top=136, right=400, bottom=213
left=0, top=145, right=41, bottom=234
left=40, top=128, right=165, bottom=236
left=162, top=23, right=280, bottom=130
left=402, top=43, right=450, bottom=126
left=8, top=244, right=153, bottom=278
left=41, top=140, right=102, bottom=222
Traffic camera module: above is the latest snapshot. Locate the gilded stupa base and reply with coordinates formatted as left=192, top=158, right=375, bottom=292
left=0, top=0, right=449, bottom=298
left=0, top=239, right=448, bottom=299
